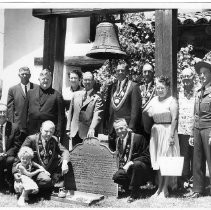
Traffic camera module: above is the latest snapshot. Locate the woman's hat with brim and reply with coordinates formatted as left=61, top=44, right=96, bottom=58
left=195, top=60, right=211, bottom=74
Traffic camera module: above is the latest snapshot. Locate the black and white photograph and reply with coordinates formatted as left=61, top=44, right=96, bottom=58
left=0, top=0, right=211, bottom=208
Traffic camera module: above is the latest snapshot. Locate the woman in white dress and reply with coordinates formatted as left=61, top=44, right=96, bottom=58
left=143, top=76, right=180, bottom=198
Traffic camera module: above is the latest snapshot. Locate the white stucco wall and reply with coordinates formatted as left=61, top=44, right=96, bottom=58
left=0, top=9, right=91, bottom=103
left=0, top=10, right=4, bottom=75
left=1, top=9, right=44, bottom=103
left=0, top=9, right=5, bottom=98
left=62, top=17, right=91, bottom=92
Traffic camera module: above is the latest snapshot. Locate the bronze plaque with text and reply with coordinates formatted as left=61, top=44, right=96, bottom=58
left=69, top=137, right=118, bottom=196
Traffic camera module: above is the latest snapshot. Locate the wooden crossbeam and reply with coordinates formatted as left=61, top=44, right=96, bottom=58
left=33, top=9, right=153, bottom=19
left=35, top=56, right=106, bottom=68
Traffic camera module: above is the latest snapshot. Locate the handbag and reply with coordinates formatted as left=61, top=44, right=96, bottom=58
left=159, top=145, right=184, bottom=176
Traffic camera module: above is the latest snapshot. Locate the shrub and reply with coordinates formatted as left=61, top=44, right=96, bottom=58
left=94, top=12, right=201, bottom=98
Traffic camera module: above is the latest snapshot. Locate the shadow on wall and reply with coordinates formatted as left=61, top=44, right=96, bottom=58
left=0, top=79, right=3, bottom=100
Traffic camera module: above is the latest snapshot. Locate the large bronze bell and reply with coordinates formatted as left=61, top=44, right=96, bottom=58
left=86, top=22, right=127, bottom=59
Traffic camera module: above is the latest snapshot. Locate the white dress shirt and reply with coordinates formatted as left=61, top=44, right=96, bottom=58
left=86, top=88, right=94, bottom=97
left=21, top=82, right=30, bottom=95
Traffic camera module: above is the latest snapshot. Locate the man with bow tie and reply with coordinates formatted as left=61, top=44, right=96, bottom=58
left=104, top=59, right=142, bottom=151
left=0, top=103, right=23, bottom=192
left=67, top=71, right=103, bottom=148
left=13, top=120, right=73, bottom=196
left=112, top=118, right=151, bottom=203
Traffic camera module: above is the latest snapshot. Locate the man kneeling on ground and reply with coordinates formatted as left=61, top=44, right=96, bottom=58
left=12, top=120, right=74, bottom=198
left=112, top=118, right=151, bottom=203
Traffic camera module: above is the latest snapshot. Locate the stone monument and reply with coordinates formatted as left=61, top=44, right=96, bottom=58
left=69, top=137, right=118, bottom=197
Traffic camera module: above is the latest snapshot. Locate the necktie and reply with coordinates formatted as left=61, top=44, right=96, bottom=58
left=0, top=125, right=3, bottom=152
left=25, top=85, right=27, bottom=95
left=119, top=138, right=124, bottom=155
left=200, top=86, right=205, bottom=101
left=116, top=81, right=121, bottom=93
left=82, top=91, right=88, bottom=105
left=42, top=140, right=47, bottom=151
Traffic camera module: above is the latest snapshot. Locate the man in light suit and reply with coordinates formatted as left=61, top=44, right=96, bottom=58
left=0, top=103, right=23, bottom=192
left=7, top=67, right=37, bottom=127
left=104, top=59, right=142, bottom=151
left=68, top=71, right=103, bottom=147
left=20, top=69, right=65, bottom=143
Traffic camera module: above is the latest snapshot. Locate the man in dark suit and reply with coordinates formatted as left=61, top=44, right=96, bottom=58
left=0, top=103, right=23, bottom=192
left=104, top=59, right=142, bottom=151
left=20, top=69, right=65, bottom=143
left=7, top=67, right=37, bottom=127
left=112, top=118, right=151, bottom=203
left=138, top=63, right=155, bottom=110
left=67, top=71, right=103, bottom=148
left=13, top=120, right=73, bottom=195
left=138, top=63, right=156, bottom=189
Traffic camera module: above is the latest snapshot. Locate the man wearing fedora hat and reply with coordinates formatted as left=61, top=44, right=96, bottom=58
left=189, top=60, right=211, bottom=198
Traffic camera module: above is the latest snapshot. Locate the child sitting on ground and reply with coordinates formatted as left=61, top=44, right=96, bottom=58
left=14, top=146, right=50, bottom=206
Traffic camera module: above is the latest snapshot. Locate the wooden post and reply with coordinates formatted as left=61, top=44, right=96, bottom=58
left=90, top=14, right=97, bottom=42
left=155, top=9, right=178, bottom=97
left=43, top=16, right=67, bottom=93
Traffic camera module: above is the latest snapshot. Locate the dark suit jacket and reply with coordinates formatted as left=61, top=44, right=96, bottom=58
left=7, top=82, right=37, bottom=127
left=15, top=133, right=70, bottom=173
left=104, top=80, right=142, bottom=134
left=116, top=132, right=150, bottom=168
left=68, top=89, right=103, bottom=139
left=20, top=86, right=65, bottom=138
left=2, top=121, right=23, bottom=157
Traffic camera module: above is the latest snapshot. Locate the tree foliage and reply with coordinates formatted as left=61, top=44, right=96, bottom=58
left=177, top=44, right=201, bottom=92
left=94, top=12, right=155, bottom=97
left=94, top=12, right=201, bottom=97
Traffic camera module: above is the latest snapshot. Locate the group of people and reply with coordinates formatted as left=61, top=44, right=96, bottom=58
left=1, top=58, right=211, bottom=205
left=0, top=102, right=72, bottom=206
left=112, top=59, right=211, bottom=202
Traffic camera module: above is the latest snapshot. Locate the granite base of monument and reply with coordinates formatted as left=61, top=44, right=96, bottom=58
left=69, top=137, right=118, bottom=197
left=51, top=191, right=104, bottom=206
